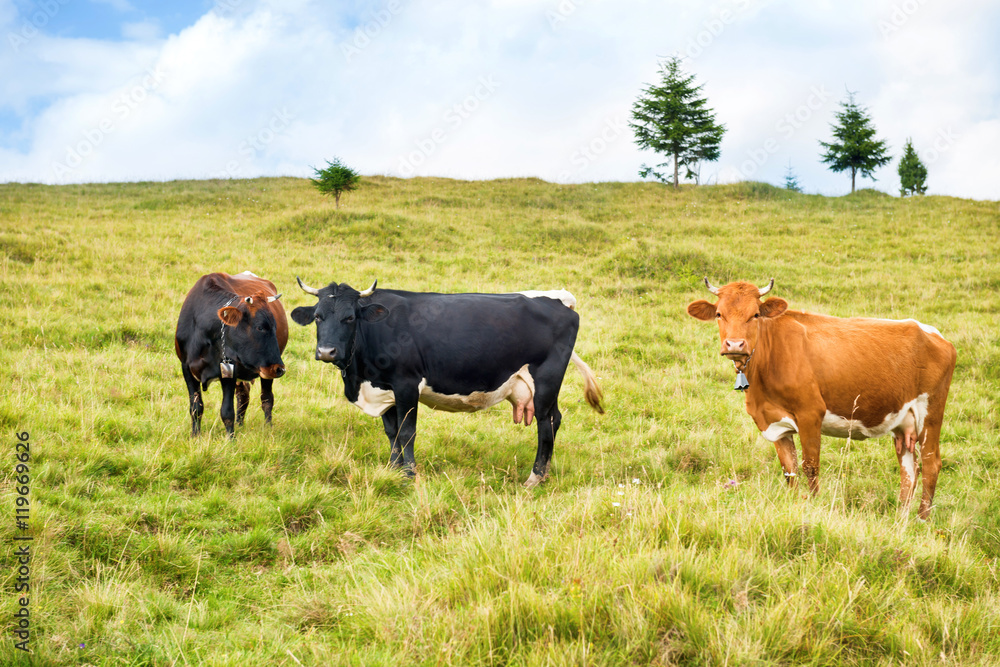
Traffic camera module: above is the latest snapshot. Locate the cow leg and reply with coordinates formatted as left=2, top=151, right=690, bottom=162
left=526, top=400, right=561, bottom=488
left=259, top=378, right=275, bottom=425
left=798, top=419, right=823, bottom=495
left=220, top=377, right=237, bottom=438
left=917, top=422, right=943, bottom=520
left=523, top=344, right=574, bottom=488
left=393, top=389, right=420, bottom=476
left=235, top=381, right=251, bottom=426
left=773, top=436, right=798, bottom=487
left=525, top=367, right=565, bottom=488
left=381, top=410, right=405, bottom=468
left=916, top=361, right=953, bottom=519
left=182, top=365, right=204, bottom=437
left=896, top=439, right=919, bottom=508
left=893, top=410, right=919, bottom=509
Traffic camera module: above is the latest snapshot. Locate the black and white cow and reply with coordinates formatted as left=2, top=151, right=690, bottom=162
left=290, top=278, right=604, bottom=486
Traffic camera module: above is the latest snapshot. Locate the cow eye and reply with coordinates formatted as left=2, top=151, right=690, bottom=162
left=314, top=314, right=322, bottom=322
left=344, top=315, right=355, bottom=323
left=715, top=312, right=722, bottom=319
left=753, top=313, right=760, bottom=319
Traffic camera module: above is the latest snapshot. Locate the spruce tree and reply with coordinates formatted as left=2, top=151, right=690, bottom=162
left=311, top=157, right=361, bottom=209
left=783, top=161, right=802, bottom=192
left=898, top=138, right=928, bottom=196
left=819, top=92, right=891, bottom=193
left=630, top=57, right=726, bottom=189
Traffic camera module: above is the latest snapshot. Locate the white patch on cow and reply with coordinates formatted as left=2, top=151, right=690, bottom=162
left=906, top=318, right=943, bottom=338
left=517, top=289, right=577, bottom=310
left=418, top=365, right=535, bottom=413
left=876, top=317, right=944, bottom=338
left=761, top=417, right=798, bottom=442
left=353, top=382, right=396, bottom=417
left=901, top=450, right=917, bottom=485
left=240, top=270, right=259, bottom=277
left=821, top=393, right=929, bottom=440
left=350, top=368, right=537, bottom=418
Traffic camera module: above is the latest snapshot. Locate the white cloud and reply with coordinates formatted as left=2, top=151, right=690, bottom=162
left=122, top=19, right=161, bottom=41
left=0, top=0, right=997, bottom=199
left=923, top=119, right=1000, bottom=197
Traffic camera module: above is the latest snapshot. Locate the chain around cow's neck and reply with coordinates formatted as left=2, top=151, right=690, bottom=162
left=735, top=344, right=756, bottom=374
left=732, top=318, right=761, bottom=390
left=220, top=296, right=236, bottom=365
left=341, top=327, right=361, bottom=378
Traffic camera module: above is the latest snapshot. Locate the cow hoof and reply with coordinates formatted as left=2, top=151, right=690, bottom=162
left=523, top=472, right=547, bottom=488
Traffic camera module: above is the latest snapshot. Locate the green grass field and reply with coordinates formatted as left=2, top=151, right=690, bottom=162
left=2, top=176, right=999, bottom=665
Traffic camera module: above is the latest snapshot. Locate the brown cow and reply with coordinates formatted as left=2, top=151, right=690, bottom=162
left=175, top=271, right=288, bottom=437
left=687, top=278, right=956, bottom=519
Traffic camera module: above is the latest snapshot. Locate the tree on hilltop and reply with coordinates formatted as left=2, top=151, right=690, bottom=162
left=630, top=56, right=726, bottom=189
left=819, top=91, right=891, bottom=193
left=898, top=138, right=928, bottom=196
left=311, top=157, right=361, bottom=208
left=783, top=161, right=802, bottom=193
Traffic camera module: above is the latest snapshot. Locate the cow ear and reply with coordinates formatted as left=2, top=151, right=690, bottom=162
left=760, top=297, right=788, bottom=319
left=360, top=302, right=389, bottom=323
left=687, top=300, right=717, bottom=321
left=290, top=306, right=316, bottom=326
left=218, top=306, right=242, bottom=326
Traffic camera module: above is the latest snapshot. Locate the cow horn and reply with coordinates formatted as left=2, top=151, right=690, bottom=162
left=703, top=277, right=720, bottom=295
left=359, top=280, right=377, bottom=297
left=296, top=276, right=320, bottom=296
left=267, top=293, right=282, bottom=303
left=758, top=278, right=774, bottom=297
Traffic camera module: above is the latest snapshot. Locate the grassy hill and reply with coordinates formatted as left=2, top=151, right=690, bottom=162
left=1, top=176, right=999, bottom=665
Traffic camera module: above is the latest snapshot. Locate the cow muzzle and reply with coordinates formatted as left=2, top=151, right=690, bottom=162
left=259, top=364, right=285, bottom=380
left=316, top=347, right=339, bottom=363
left=721, top=339, right=749, bottom=359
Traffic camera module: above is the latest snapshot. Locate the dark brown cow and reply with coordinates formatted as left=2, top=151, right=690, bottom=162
left=175, top=271, right=288, bottom=437
left=687, top=278, right=956, bottom=519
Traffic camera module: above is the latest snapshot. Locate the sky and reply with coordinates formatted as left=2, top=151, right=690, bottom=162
left=1, top=0, right=998, bottom=199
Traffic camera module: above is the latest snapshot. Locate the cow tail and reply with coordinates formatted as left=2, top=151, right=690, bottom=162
left=570, top=351, right=604, bottom=414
